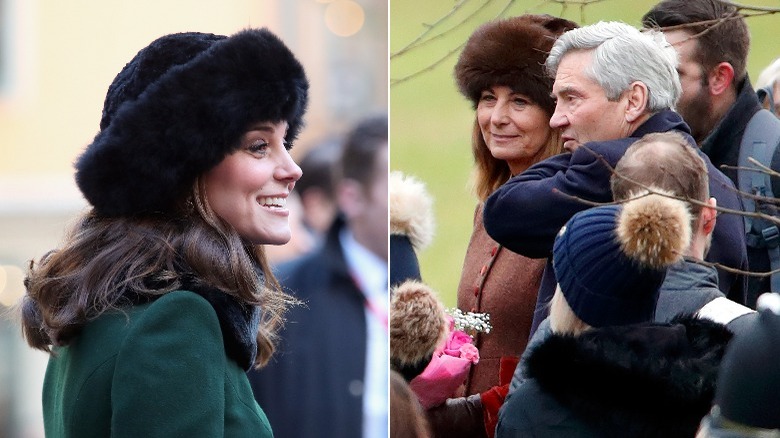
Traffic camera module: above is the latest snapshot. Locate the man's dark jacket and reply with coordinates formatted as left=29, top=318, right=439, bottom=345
left=248, top=218, right=366, bottom=438
left=483, top=110, right=748, bottom=336
left=701, top=78, right=780, bottom=307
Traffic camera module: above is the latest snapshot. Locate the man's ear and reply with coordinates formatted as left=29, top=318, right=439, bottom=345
left=701, top=197, right=717, bottom=235
left=625, top=81, right=649, bottom=123
left=707, top=62, right=735, bottom=96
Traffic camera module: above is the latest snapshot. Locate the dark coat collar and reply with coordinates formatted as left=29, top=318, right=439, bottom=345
left=701, top=78, right=762, bottom=181
left=526, top=316, right=733, bottom=437
left=633, top=109, right=693, bottom=141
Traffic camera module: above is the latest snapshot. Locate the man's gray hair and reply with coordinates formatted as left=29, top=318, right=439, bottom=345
left=546, top=21, right=681, bottom=112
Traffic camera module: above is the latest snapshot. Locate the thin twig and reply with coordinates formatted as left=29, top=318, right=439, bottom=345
left=391, top=44, right=466, bottom=87
left=701, top=259, right=780, bottom=278
left=722, top=157, right=780, bottom=179
left=549, top=0, right=608, bottom=4
left=391, top=0, right=473, bottom=59
left=727, top=1, right=780, bottom=13
left=576, top=144, right=780, bottom=228
left=391, top=0, right=516, bottom=87
left=397, top=0, right=499, bottom=57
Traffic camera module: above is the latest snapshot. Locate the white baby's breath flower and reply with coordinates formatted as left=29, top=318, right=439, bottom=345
left=447, top=308, right=492, bottom=335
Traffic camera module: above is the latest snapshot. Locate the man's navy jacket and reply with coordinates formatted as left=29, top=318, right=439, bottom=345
left=483, top=110, right=749, bottom=336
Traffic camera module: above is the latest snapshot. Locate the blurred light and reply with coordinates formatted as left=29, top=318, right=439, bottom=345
left=0, top=265, right=25, bottom=307
left=324, top=0, right=365, bottom=37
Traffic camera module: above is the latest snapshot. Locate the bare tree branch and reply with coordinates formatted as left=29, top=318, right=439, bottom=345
left=727, top=1, right=780, bottom=13
left=391, top=0, right=473, bottom=59
left=391, top=0, right=779, bottom=88
left=574, top=144, right=780, bottom=227
left=391, top=0, right=516, bottom=87
left=392, top=0, right=501, bottom=60
left=700, top=258, right=780, bottom=279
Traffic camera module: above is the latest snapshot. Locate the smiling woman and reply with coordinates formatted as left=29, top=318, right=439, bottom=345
left=420, top=15, right=577, bottom=438
left=204, top=121, right=303, bottom=246
left=20, top=28, right=307, bottom=438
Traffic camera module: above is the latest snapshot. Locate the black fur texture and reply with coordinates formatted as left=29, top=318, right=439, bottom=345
left=76, top=28, right=308, bottom=217
left=526, top=315, right=733, bottom=438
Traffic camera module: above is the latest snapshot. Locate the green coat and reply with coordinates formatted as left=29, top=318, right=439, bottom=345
left=42, top=290, right=273, bottom=437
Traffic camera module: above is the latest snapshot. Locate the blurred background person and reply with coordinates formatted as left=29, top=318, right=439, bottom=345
left=297, top=137, right=343, bottom=238
left=265, top=191, right=317, bottom=265
left=756, top=57, right=780, bottom=116
left=249, top=114, right=388, bottom=438
left=265, top=137, right=342, bottom=265
left=391, top=370, right=432, bottom=438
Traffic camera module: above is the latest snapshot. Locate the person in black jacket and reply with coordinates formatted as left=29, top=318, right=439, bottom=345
left=248, top=115, right=388, bottom=438
left=482, top=21, right=748, bottom=338
left=497, top=193, right=733, bottom=438
left=696, top=293, right=780, bottom=437
left=643, top=0, right=780, bottom=306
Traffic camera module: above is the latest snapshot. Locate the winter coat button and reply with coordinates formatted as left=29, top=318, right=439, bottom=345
left=491, top=246, right=498, bottom=256
left=473, top=286, right=479, bottom=296
left=348, top=380, right=363, bottom=397
left=479, top=266, right=487, bottom=276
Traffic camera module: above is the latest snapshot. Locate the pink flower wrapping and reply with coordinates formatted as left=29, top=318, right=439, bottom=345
left=409, top=329, right=480, bottom=409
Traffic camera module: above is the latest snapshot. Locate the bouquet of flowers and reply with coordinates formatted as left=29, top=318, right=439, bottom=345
left=389, top=280, right=491, bottom=409
left=408, top=311, right=491, bottom=409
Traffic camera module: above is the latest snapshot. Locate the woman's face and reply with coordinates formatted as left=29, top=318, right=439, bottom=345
left=477, top=85, right=552, bottom=174
left=203, top=120, right=302, bottom=245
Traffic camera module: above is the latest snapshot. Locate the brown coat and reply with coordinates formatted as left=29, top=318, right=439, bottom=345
left=457, top=204, right=546, bottom=395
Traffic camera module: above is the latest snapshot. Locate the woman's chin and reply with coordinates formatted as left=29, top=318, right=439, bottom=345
left=243, top=229, right=292, bottom=246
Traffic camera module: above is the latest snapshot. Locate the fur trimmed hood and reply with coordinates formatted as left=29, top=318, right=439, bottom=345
left=525, top=315, right=733, bottom=437
left=389, top=171, right=435, bottom=286
left=389, top=171, right=434, bottom=250
left=76, top=28, right=308, bottom=217
left=454, top=14, right=577, bottom=113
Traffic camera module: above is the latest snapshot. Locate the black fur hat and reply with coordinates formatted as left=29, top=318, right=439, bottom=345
left=76, top=28, right=309, bottom=217
left=454, top=14, right=577, bottom=114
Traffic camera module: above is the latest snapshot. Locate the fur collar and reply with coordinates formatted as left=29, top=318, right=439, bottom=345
left=128, top=276, right=261, bottom=371
left=182, top=280, right=261, bottom=371
left=526, top=315, right=733, bottom=437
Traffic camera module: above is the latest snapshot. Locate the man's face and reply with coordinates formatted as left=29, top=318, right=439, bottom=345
left=550, top=50, right=631, bottom=152
left=663, top=29, right=718, bottom=143
left=341, top=143, right=389, bottom=261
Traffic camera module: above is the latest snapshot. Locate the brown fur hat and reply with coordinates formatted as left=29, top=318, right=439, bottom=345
left=454, top=14, right=578, bottom=114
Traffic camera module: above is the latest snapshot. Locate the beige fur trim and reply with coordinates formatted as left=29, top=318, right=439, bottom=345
left=616, top=190, right=691, bottom=269
left=389, top=171, right=435, bottom=250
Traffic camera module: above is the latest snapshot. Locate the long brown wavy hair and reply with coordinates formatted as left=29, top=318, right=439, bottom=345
left=470, top=117, right=563, bottom=202
left=21, top=178, right=293, bottom=368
